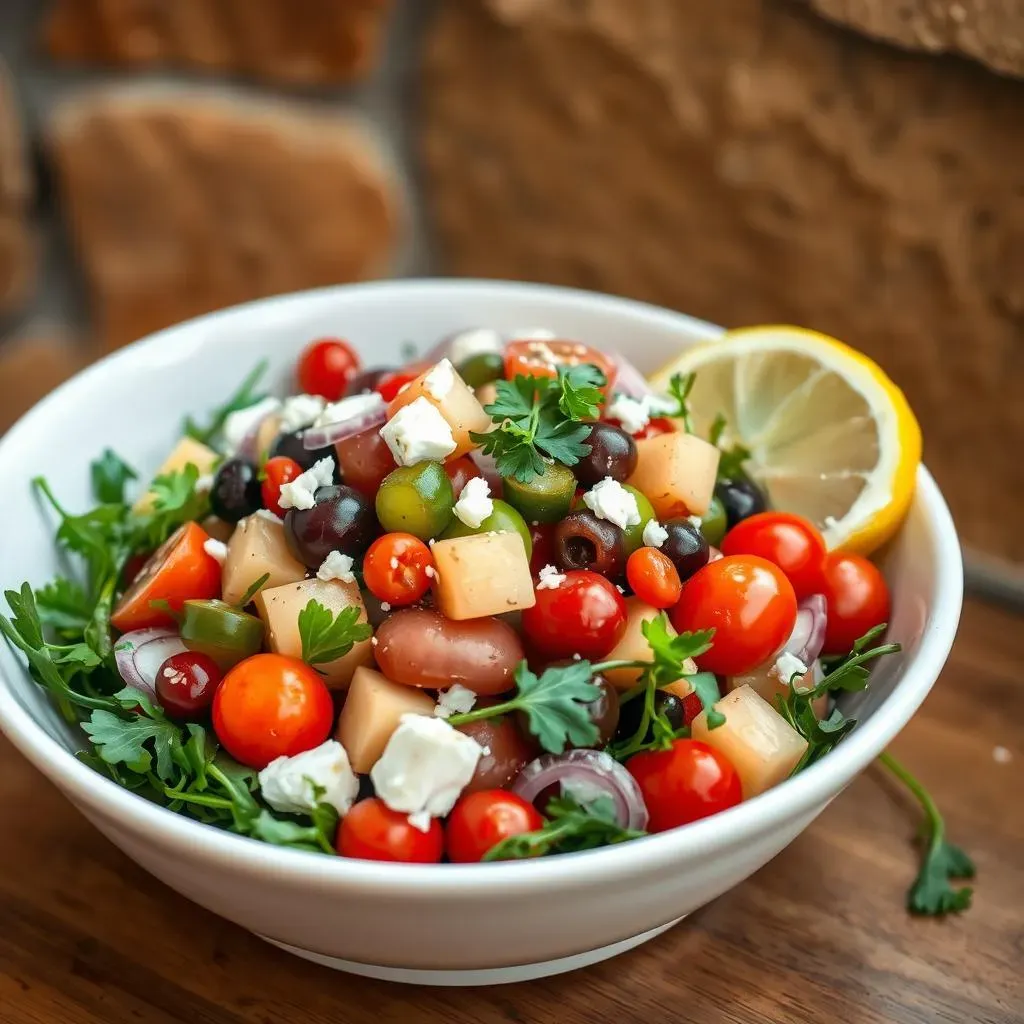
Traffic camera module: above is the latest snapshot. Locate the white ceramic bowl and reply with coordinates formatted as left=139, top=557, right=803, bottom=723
left=0, top=281, right=962, bottom=986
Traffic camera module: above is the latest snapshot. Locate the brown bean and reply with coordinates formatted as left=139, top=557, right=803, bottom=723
left=457, top=714, right=538, bottom=793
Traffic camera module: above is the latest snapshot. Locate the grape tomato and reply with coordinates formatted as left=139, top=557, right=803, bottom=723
left=363, top=533, right=434, bottom=607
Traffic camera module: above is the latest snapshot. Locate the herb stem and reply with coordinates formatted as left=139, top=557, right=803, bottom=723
left=447, top=698, right=523, bottom=728
left=32, top=476, right=71, bottom=520
left=878, top=751, right=941, bottom=835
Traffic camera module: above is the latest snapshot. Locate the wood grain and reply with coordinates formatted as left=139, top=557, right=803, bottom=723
left=0, top=597, right=1021, bottom=1024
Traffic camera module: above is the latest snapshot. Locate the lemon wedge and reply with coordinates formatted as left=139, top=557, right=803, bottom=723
left=648, top=325, right=921, bottom=555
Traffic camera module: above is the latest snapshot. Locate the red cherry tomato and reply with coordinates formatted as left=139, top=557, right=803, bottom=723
left=820, top=552, right=891, bottom=655
left=212, top=654, right=333, bottom=769
left=626, top=547, right=683, bottom=608
left=670, top=555, right=797, bottom=676
left=334, top=427, right=396, bottom=498
left=445, top=790, right=544, bottom=863
left=627, top=739, right=742, bottom=832
left=521, top=569, right=627, bottom=660
left=504, top=339, right=617, bottom=393
left=155, top=651, right=223, bottom=720
left=375, top=367, right=423, bottom=403
left=634, top=416, right=676, bottom=440
left=363, top=533, right=435, bottom=607
left=337, top=798, right=444, bottom=863
left=260, top=456, right=303, bottom=518
left=443, top=455, right=479, bottom=497
left=528, top=522, right=557, bottom=575
left=297, top=338, right=361, bottom=401
left=721, top=512, right=827, bottom=599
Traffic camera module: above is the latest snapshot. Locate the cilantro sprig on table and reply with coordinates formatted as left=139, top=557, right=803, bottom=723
left=469, top=364, right=605, bottom=483
left=298, top=600, right=372, bottom=667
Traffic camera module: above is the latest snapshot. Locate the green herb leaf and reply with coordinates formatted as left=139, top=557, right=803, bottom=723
left=705, top=412, right=752, bottom=480
left=642, top=614, right=715, bottom=687
left=90, top=448, right=138, bottom=504
left=34, top=577, right=93, bottom=633
left=665, top=372, right=696, bottom=433
left=82, top=708, right=184, bottom=781
left=298, top=600, right=372, bottom=666
left=556, top=363, right=606, bottom=421
left=184, top=360, right=269, bottom=446
left=689, top=671, right=725, bottom=729
left=235, top=572, right=271, bottom=609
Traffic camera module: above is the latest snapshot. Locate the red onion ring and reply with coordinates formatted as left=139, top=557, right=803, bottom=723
left=512, top=749, right=648, bottom=830
left=608, top=352, right=657, bottom=400
left=783, top=594, right=827, bottom=667
left=302, top=395, right=387, bottom=450
left=113, top=627, right=188, bottom=698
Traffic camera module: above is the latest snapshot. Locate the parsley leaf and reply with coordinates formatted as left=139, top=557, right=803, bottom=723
left=82, top=708, right=185, bottom=780
left=557, top=363, right=605, bottom=420
left=34, top=577, right=92, bottom=634
left=878, top=752, right=975, bottom=915
left=707, top=412, right=752, bottom=480
left=90, top=449, right=138, bottom=504
left=297, top=600, right=372, bottom=666
left=184, top=360, right=269, bottom=446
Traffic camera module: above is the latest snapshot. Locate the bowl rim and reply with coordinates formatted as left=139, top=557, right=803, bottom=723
left=0, top=279, right=963, bottom=895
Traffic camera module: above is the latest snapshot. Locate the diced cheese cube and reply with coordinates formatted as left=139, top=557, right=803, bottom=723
left=430, top=532, right=536, bottom=620
left=379, top=397, right=458, bottom=466
left=255, top=577, right=373, bottom=689
left=691, top=685, right=808, bottom=798
left=221, top=512, right=306, bottom=606
left=133, top=437, right=220, bottom=514
left=627, top=433, right=720, bottom=518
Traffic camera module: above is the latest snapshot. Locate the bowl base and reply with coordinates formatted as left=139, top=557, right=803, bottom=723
left=256, top=917, right=683, bottom=986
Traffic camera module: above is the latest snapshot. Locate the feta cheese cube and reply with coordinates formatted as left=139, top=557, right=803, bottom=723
left=379, top=397, right=457, bottom=467
left=202, top=538, right=229, bottom=565
left=583, top=477, right=641, bottom=530
left=642, top=519, right=668, bottom=549
left=223, top=396, right=282, bottom=454
left=317, top=550, right=356, bottom=584
left=447, top=327, right=504, bottom=365
left=536, top=564, right=566, bottom=590
left=277, top=456, right=335, bottom=511
left=280, top=393, right=327, bottom=433
left=773, top=651, right=808, bottom=684
left=314, top=392, right=385, bottom=429
left=423, top=358, right=456, bottom=401
left=257, top=740, right=359, bottom=817
left=453, top=476, right=494, bottom=529
left=434, top=683, right=478, bottom=719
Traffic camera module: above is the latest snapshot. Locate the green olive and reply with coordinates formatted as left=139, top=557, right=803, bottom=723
left=376, top=461, right=455, bottom=540
left=440, top=498, right=533, bottom=557
left=700, top=494, right=728, bottom=548
left=571, top=484, right=655, bottom=555
left=502, top=462, right=577, bottom=524
left=456, top=352, right=505, bottom=389
left=179, top=599, right=264, bottom=670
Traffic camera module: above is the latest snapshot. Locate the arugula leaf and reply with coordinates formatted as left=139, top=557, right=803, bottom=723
left=484, top=795, right=645, bottom=860
left=298, top=600, right=372, bottom=666
left=90, top=449, right=138, bottom=504
left=82, top=708, right=186, bottom=780
left=878, top=752, right=975, bottom=915
left=247, top=805, right=339, bottom=854
left=184, top=360, right=269, bottom=446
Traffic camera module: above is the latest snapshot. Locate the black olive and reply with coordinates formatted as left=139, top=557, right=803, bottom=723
left=209, top=458, right=261, bottom=523
left=574, top=422, right=638, bottom=486
left=660, top=518, right=710, bottom=580
left=345, top=368, right=392, bottom=397
left=715, top=477, right=767, bottom=529
left=269, top=429, right=339, bottom=475
left=283, top=484, right=378, bottom=568
left=554, top=510, right=626, bottom=578
left=614, top=690, right=687, bottom=745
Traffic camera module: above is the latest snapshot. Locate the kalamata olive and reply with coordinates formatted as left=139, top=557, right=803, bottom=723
left=574, top=422, right=638, bottom=486
left=715, top=477, right=767, bottom=529
left=457, top=712, right=539, bottom=793
left=374, top=609, right=524, bottom=695
left=269, top=428, right=339, bottom=474
left=345, top=367, right=392, bottom=397
left=334, top=427, right=396, bottom=498
left=209, top=458, right=261, bottom=523
left=660, top=518, right=710, bottom=581
left=554, top=510, right=626, bottom=578
left=283, top=484, right=377, bottom=568
left=614, top=690, right=687, bottom=744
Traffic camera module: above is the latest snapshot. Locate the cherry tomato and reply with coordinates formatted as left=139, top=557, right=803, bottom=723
left=634, top=416, right=676, bottom=440
left=212, top=653, right=333, bottom=769
left=820, top=552, right=891, bottom=655
left=337, top=798, right=444, bottom=863
left=363, top=533, right=434, bottom=606
left=528, top=521, right=557, bottom=575
left=626, top=547, right=683, bottom=608
left=443, top=455, right=479, bottom=497
left=155, top=651, right=223, bottom=719
left=445, top=790, right=544, bottom=863
left=721, top=512, right=827, bottom=599
left=260, top=456, right=303, bottom=518
left=504, top=339, right=617, bottom=393
left=627, top=739, right=742, bottom=832
left=111, top=522, right=221, bottom=632
left=670, top=555, right=797, bottom=676
left=297, top=338, right=361, bottom=401
left=375, top=367, right=423, bottom=404
left=521, top=569, right=627, bottom=660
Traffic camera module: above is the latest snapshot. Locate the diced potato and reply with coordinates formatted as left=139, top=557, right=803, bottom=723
left=431, top=532, right=536, bottom=620
left=132, top=437, right=219, bottom=514
left=336, top=666, right=435, bottom=772
left=602, top=598, right=696, bottom=691
left=255, top=412, right=283, bottom=460
left=692, top=685, right=808, bottom=798
left=387, top=360, right=491, bottom=458
left=255, top=577, right=374, bottom=689
left=726, top=662, right=827, bottom=718
left=627, top=433, right=720, bottom=518
left=474, top=381, right=499, bottom=410
left=662, top=677, right=694, bottom=700
left=221, top=512, right=306, bottom=606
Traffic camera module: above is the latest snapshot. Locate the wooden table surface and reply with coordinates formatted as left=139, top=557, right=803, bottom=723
left=0, top=596, right=1021, bottom=1024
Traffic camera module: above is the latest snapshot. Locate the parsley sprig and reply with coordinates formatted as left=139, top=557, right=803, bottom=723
left=709, top=412, right=753, bottom=480
left=183, top=359, right=269, bottom=446
left=469, top=364, right=605, bottom=483
left=297, top=600, right=372, bottom=666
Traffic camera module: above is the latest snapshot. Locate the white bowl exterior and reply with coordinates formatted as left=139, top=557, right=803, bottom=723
left=0, top=281, right=962, bottom=971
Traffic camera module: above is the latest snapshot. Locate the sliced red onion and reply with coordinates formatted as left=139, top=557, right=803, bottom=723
left=783, top=594, right=828, bottom=667
left=113, top=627, right=188, bottom=698
left=608, top=352, right=657, bottom=400
left=512, top=749, right=648, bottom=830
left=302, top=394, right=387, bottom=449
left=236, top=409, right=278, bottom=462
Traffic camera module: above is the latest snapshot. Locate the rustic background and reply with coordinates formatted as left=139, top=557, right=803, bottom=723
left=0, top=0, right=1022, bottom=577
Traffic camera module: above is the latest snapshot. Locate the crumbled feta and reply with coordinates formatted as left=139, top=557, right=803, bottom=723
left=583, top=477, right=641, bottom=530
left=379, top=397, right=457, bottom=467
left=687, top=514, right=704, bottom=529
left=202, top=538, right=228, bottom=565
left=407, top=810, right=433, bottom=834
left=313, top=392, right=385, bottom=429
left=257, top=740, right=359, bottom=817
left=277, top=456, right=335, bottom=511
left=279, top=393, right=327, bottom=433
left=434, top=683, right=478, bottom=719
left=536, top=564, right=566, bottom=590
left=380, top=601, right=391, bottom=612
left=447, top=327, right=504, bottom=365
left=254, top=507, right=283, bottom=523
left=223, top=396, right=281, bottom=454
left=423, top=358, right=456, bottom=401
left=370, top=715, right=482, bottom=819
left=195, top=473, right=215, bottom=493
left=317, top=550, right=356, bottom=584
left=453, top=476, right=494, bottom=529
left=773, top=652, right=808, bottom=684
left=642, top=519, right=668, bottom=549
left=606, top=394, right=650, bottom=436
